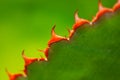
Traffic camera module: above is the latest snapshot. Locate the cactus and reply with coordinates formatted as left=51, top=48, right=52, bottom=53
left=7, top=0, right=120, bottom=80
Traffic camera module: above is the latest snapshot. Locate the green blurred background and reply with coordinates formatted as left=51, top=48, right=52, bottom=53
left=0, top=0, right=117, bottom=80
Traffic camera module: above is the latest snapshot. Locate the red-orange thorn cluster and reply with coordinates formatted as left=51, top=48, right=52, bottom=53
left=73, top=11, right=90, bottom=30
left=92, top=1, right=113, bottom=23
left=38, top=47, right=49, bottom=58
left=6, top=70, right=23, bottom=80
left=113, top=0, right=120, bottom=11
left=48, top=25, right=67, bottom=46
left=7, top=0, right=120, bottom=80
left=22, top=50, right=38, bottom=67
left=22, top=50, right=39, bottom=75
left=68, top=29, right=74, bottom=39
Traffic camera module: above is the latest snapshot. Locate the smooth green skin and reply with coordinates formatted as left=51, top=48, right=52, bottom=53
left=16, top=11, right=120, bottom=80
left=0, top=0, right=117, bottom=80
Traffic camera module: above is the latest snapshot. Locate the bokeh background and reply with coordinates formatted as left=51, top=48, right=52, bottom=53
left=0, top=0, right=117, bottom=80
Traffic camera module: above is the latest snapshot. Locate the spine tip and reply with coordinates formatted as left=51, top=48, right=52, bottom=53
left=48, top=25, right=66, bottom=46
left=22, top=50, right=38, bottom=66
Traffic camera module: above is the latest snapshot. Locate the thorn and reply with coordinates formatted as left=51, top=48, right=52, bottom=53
left=38, top=47, right=49, bottom=58
left=73, top=11, right=90, bottom=30
left=67, top=29, right=74, bottom=39
left=23, top=67, right=27, bottom=76
left=22, top=50, right=38, bottom=66
left=40, top=57, right=48, bottom=61
left=98, top=0, right=104, bottom=10
left=23, top=73, right=27, bottom=77
left=44, top=57, right=48, bottom=61
left=90, top=22, right=93, bottom=25
left=51, top=25, right=58, bottom=38
left=6, top=69, right=22, bottom=80
left=74, top=11, right=81, bottom=23
left=19, top=69, right=27, bottom=77
left=48, top=25, right=66, bottom=46
left=113, top=0, right=120, bottom=11
left=6, top=69, right=12, bottom=79
left=92, top=1, right=113, bottom=23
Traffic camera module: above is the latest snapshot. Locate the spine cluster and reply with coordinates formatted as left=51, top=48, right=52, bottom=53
left=7, top=0, right=120, bottom=80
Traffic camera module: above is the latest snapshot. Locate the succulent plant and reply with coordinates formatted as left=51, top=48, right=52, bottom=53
left=7, top=0, right=120, bottom=80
